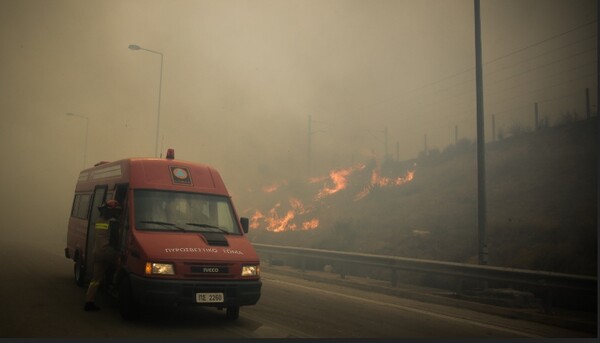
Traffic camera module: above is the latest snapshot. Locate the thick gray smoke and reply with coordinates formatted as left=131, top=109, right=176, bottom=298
left=0, top=0, right=596, bottom=243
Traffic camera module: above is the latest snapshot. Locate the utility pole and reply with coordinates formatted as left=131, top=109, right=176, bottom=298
left=384, top=127, right=389, bottom=162
left=307, top=115, right=312, bottom=177
left=455, top=125, right=458, bottom=145
left=474, top=0, right=488, bottom=266
left=534, top=102, right=539, bottom=130
left=586, top=88, right=591, bottom=119
left=492, top=114, right=496, bottom=141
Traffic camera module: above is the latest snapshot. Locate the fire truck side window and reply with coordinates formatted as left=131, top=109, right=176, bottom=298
left=71, top=194, right=91, bottom=219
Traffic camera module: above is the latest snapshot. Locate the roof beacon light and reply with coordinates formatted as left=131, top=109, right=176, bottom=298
left=166, top=148, right=175, bottom=160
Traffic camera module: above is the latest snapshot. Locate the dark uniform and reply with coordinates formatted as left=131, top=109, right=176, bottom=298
left=84, top=200, right=121, bottom=311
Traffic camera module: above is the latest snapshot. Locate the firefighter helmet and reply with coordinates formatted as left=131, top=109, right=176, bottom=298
left=100, top=199, right=121, bottom=209
left=98, top=199, right=122, bottom=218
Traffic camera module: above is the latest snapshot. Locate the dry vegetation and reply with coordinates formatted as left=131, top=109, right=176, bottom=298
left=249, top=118, right=598, bottom=276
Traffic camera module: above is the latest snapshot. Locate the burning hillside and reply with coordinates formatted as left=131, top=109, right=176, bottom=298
left=241, top=120, right=598, bottom=276
left=244, top=159, right=416, bottom=233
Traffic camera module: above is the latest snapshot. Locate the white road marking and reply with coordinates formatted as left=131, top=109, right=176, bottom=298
left=266, top=276, right=542, bottom=338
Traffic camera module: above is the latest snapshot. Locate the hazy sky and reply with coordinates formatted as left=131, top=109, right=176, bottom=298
left=0, top=0, right=596, bottom=234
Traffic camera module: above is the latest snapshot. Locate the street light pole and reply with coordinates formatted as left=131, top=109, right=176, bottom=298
left=474, top=0, right=488, bottom=266
left=383, top=127, right=388, bottom=162
left=65, top=112, right=89, bottom=168
left=308, top=115, right=312, bottom=177
left=129, top=44, right=163, bottom=158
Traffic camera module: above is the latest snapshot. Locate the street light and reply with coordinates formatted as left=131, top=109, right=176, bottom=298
left=65, top=112, right=89, bottom=168
left=128, top=44, right=163, bottom=157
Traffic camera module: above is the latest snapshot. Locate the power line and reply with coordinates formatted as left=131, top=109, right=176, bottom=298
left=359, top=20, right=597, bottom=118
left=486, top=62, right=597, bottom=105
left=484, top=20, right=597, bottom=65
left=484, top=33, right=596, bottom=79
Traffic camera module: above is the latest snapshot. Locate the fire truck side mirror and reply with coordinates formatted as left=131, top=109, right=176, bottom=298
left=240, top=217, right=249, bottom=233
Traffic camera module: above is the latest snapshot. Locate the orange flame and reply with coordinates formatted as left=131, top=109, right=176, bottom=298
left=354, top=167, right=415, bottom=201
left=264, top=203, right=295, bottom=232
left=250, top=210, right=264, bottom=229
left=302, top=218, right=320, bottom=230
left=251, top=198, right=320, bottom=232
left=314, top=164, right=365, bottom=200
left=250, top=161, right=415, bottom=232
left=308, top=175, right=329, bottom=183
left=261, top=180, right=288, bottom=193
left=290, top=197, right=308, bottom=214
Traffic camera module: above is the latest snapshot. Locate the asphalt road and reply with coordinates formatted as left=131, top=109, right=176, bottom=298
left=0, top=235, right=592, bottom=339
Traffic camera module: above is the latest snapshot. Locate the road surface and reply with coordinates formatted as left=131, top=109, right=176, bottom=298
left=0, top=235, right=592, bottom=339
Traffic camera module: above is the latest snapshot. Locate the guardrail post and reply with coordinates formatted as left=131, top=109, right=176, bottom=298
left=543, top=289, right=554, bottom=315
left=456, top=277, right=464, bottom=295
left=339, top=263, right=346, bottom=279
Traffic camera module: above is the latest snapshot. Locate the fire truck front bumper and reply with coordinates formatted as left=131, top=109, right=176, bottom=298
left=129, top=274, right=262, bottom=308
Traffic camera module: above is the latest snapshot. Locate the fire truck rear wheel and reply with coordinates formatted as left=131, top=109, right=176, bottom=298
left=226, top=306, right=239, bottom=320
left=118, top=277, right=139, bottom=320
left=74, top=257, right=85, bottom=287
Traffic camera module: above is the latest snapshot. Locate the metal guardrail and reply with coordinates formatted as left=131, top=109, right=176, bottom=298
left=253, top=243, right=597, bottom=310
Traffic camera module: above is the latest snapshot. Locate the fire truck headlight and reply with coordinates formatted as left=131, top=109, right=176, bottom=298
left=145, top=262, right=175, bottom=275
left=242, top=265, right=260, bottom=277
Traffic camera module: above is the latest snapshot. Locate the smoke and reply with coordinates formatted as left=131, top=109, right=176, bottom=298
left=0, top=0, right=596, bottom=244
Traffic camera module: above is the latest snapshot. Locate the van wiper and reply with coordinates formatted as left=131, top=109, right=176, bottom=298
left=138, top=220, right=186, bottom=231
left=185, top=222, right=229, bottom=234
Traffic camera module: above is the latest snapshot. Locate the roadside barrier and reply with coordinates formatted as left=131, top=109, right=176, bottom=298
left=253, top=243, right=597, bottom=314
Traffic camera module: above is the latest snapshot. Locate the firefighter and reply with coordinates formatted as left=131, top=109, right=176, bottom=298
left=84, top=199, right=122, bottom=311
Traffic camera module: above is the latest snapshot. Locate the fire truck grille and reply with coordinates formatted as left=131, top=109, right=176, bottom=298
left=183, top=263, right=235, bottom=278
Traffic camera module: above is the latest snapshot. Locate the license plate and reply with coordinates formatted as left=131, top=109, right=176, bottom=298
left=196, top=292, right=224, bottom=303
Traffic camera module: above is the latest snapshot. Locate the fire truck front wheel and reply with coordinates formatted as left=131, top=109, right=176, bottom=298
left=74, top=256, right=85, bottom=287
left=226, top=306, right=239, bottom=320
left=119, top=276, right=139, bottom=320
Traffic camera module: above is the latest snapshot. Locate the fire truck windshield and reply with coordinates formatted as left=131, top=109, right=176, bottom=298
left=134, top=189, right=240, bottom=234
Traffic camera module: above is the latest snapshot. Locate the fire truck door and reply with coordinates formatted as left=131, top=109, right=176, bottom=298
left=84, top=185, right=107, bottom=281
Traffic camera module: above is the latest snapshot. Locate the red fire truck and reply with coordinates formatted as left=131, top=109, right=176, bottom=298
left=65, top=149, right=261, bottom=320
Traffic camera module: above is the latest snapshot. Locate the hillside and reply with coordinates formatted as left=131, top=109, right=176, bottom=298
left=245, top=118, right=598, bottom=276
